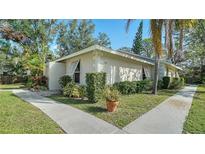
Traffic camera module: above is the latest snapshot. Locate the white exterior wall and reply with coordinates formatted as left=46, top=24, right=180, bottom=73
left=47, top=62, right=66, bottom=90
left=96, top=52, right=153, bottom=84
left=65, top=51, right=98, bottom=85
left=159, top=63, right=180, bottom=79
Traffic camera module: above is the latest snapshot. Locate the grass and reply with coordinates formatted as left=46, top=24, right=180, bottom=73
left=0, top=83, right=25, bottom=89
left=0, top=91, right=64, bottom=134
left=49, top=89, right=179, bottom=128
left=183, top=85, right=205, bottom=134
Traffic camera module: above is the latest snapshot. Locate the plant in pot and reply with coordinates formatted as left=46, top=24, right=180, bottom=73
left=103, top=87, right=120, bottom=112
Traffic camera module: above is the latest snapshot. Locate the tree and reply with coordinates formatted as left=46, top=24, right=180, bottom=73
left=0, top=19, right=59, bottom=76
left=57, top=19, right=96, bottom=56
left=126, top=19, right=163, bottom=94
left=182, top=20, right=205, bottom=82
left=150, top=20, right=164, bottom=94
left=57, top=20, right=112, bottom=56
left=95, top=32, right=111, bottom=48
left=142, top=38, right=154, bottom=58
left=164, top=19, right=196, bottom=64
left=132, top=20, right=143, bottom=54
left=117, top=47, right=132, bottom=52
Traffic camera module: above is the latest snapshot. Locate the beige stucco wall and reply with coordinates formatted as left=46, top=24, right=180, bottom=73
left=96, top=51, right=153, bottom=84
left=47, top=62, right=66, bottom=90
left=160, top=63, right=179, bottom=78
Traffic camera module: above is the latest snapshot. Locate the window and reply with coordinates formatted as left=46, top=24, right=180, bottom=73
left=74, top=61, right=80, bottom=83
left=142, top=68, right=146, bottom=80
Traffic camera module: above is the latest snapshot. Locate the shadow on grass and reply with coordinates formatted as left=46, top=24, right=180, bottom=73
left=50, top=96, right=92, bottom=105
left=85, top=106, right=107, bottom=113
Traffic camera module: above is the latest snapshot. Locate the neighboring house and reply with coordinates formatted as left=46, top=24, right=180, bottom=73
left=44, top=45, right=182, bottom=90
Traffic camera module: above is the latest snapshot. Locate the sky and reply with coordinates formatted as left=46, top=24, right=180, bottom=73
left=51, top=19, right=151, bottom=51
left=92, top=19, right=151, bottom=50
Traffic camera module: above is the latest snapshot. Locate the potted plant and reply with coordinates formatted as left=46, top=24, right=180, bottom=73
left=103, top=87, right=120, bottom=112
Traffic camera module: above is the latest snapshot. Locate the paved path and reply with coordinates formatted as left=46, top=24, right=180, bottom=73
left=13, top=89, right=125, bottom=134
left=123, top=85, right=197, bottom=134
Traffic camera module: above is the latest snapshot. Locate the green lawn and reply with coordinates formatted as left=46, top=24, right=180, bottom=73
left=0, top=91, right=64, bottom=134
left=183, top=85, right=205, bottom=134
left=0, top=83, right=25, bottom=89
left=49, top=89, right=179, bottom=128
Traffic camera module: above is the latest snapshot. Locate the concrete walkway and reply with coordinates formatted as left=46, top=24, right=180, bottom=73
left=123, top=85, right=197, bottom=134
left=13, top=89, right=125, bottom=134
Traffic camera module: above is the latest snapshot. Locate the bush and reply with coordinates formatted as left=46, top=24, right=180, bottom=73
left=26, top=75, right=48, bottom=90
left=70, top=84, right=81, bottom=98
left=157, top=80, right=163, bottom=90
left=141, top=79, right=153, bottom=91
left=202, top=77, right=205, bottom=84
left=180, top=77, right=185, bottom=87
left=162, top=77, right=184, bottom=89
left=113, top=81, right=132, bottom=94
left=79, top=85, right=87, bottom=99
left=59, top=75, right=73, bottom=89
left=162, top=76, right=172, bottom=89
left=63, top=82, right=86, bottom=98
left=86, top=72, right=106, bottom=103
left=113, top=80, right=152, bottom=95
left=63, top=82, right=75, bottom=97
left=170, top=77, right=181, bottom=89
left=103, top=87, right=120, bottom=102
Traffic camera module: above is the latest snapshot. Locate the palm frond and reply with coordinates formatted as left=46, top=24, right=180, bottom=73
left=125, top=19, right=134, bottom=33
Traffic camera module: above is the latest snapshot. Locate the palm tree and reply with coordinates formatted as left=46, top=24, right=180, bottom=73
left=126, top=19, right=195, bottom=94
left=126, top=19, right=164, bottom=94
left=173, top=19, right=196, bottom=64
left=150, top=20, right=164, bottom=94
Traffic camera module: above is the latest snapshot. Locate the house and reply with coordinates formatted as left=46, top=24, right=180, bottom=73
left=44, top=45, right=182, bottom=90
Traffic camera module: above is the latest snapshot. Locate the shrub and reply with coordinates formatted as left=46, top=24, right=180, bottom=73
left=141, top=79, right=153, bottom=91
left=113, top=80, right=152, bottom=95
left=202, top=77, right=205, bottom=84
left=70, top=84, right=81, bottom=98
left=26, top=76, right=48, bottom=90
left=40, top=76, right=48, bottom=87
left=103, top=87, right=120, bottom=102
left=79, top=85, right=87, bottom=99
left=170, top=77, right=181, bottom=89
left=180, top=77, right=185, bottom=87
left=86, top=72, right=106, bottom=103
left=63, top=82, right=75, bottom=97
left=157, top=80, right=163, bottom=90
left=162, top=76, right=172, bottom=89
left=113, top=81, right=132, bottom=94
left=26, top=77, right=33, bottom=89
left=59, top=75, right=73, bottom=89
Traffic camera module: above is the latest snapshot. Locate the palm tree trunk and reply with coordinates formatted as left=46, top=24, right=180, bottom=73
left=152, top=54, right=160, bottom=95
left=179, top=27, right=184, bottom=51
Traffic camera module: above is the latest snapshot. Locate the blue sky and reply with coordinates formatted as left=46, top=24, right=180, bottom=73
left=93, top=19, right=151, bottom=49
left=51, top=19, right=151, bottom=51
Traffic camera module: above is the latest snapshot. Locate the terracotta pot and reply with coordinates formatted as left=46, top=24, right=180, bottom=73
left=106, top=100, right=119, bottom=112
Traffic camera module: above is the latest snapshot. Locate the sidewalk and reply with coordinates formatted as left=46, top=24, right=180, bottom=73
left=123, top=85, right=197, bottom=134
left=13, top=89, right=126, bottom=134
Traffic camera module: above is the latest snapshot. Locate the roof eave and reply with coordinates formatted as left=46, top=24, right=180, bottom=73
left=54, top=45, right=154, bottom=65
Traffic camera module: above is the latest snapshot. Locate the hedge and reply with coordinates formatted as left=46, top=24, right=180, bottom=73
left=86, top=72, right=106, bottom=103
left=162, top=76, right=184, bottom=89
left=162, top=76, right=172, bottom=89
left=59, top=75, right=73, bottom=89
left=113, top=80, right=153, bottom=95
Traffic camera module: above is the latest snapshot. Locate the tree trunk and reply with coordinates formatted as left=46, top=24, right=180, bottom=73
left=179, top=27, right=184, bottom=51
left=152, top=54, right=160, bottom=95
